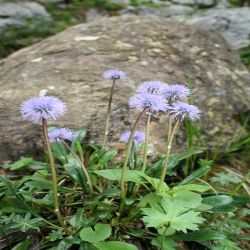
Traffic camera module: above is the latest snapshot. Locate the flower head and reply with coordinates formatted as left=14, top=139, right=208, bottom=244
left=136, top=81, right=167, bottom=95
left=103, top=69, right=126, bottom=80
left=129, top=93, right=169, bottom=113
left=120, top=131, right=145, bottom=145
left=48, top=128, right=76, bottom=143
left=169, top=102, right=201, bottom=121
left=162, top=84, right=190, bottom=102
left=20, top=96, right=66, bottom=124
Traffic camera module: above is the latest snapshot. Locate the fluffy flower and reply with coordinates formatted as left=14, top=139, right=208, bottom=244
left=129, top=93, right=169, bottom=113
left=103, top=69, right=126, bottom=80
left=169, top=102, right=201, bottom=121
left=120, top=131, right=145, bottom=144
left=48, top=128, right=76, bottom=143
left=20, top=96, right=66, bottom=124
left=136, top=81, right=167, bottom=95
left=162, top=84, right=190, bottom=102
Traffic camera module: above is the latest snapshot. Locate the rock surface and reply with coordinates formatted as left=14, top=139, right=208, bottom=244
left=186, top=7, right=250, bottom=49
left=0, top=2, right=52, bottom=31
left=0, top=15, right=249, bottom=162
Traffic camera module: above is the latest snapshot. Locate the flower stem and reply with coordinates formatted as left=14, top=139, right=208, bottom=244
left=157, top=119, right=180, bottom=192
left=132, top=113, right=151, bottom=198
left=119, top=108, right=146, bottom=214
left=42, top=118, right=71, bottom=234
left=142, top=113, right=151, bottom=173
left=103, top=78, right=116, bottom=148
left=63, top=141, right=93, bottom=195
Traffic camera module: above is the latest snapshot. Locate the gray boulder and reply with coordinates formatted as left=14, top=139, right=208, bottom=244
left=0, top=15, right=249, bottom=162
left=0, top=2, right=52, bottom=31
left=186, top=7, right=250, bottom=49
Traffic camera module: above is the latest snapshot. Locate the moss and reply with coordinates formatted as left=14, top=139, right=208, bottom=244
left=130, top=0, right=167, bottom=8
left=227, top=0, right=250, bottom=6
left=0, top=20, right=60, bottom=57
left=239, top=44, right=250, bottom=66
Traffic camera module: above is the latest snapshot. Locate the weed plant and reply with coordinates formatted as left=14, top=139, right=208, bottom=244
left=0, top=70, right=249, bottom=249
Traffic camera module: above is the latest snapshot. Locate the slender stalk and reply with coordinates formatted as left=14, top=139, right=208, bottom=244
left=63, top=141, right=93, bottom=194
left=132, top=113, right=151, bottom=198
left=103, top=78, right=116, bottom=148
left=119, top=108, right=147, bottom=214
left=142, top=113, right=151, bottom=173
left=167, top=115, right=172, bottom=144
left=42, top=118, right=71, bottom=234
left=157, top=119, right=180, bottom=191
left=131, top=143, right=135, bottom=170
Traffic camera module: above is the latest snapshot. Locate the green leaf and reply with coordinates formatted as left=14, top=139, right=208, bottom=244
left=211, top=172, right=241, bottom=186
left=139, top=193, right=162, bottom=207
left=173, top=191, right=202, bottom=209
left=51, top=142, right=68, bottom=164
left=228, top=219, right=250, bottom=228
left=64, top=158, right=89, bottom=190
left=80, top=242, right=98, bottom=250
left=170, top=210, right=205, bottom=233
left=142, top=174, right=169, bottom=192
left=48, top=229, right=65, bottom=241
left=172, top=184, right=210, bottom=193
left=203, top=195, right=234, bottom=212
left=99, top=150, right=118, bottom=165
left=180, top=166, right=210, bottom=185
left=11, top=239, right=30, bottom=250
left=80, top=224, right=111, bottom=243
left=142, top=196, right=205, bottom=233
left=148, top=150, right=203, bottom=177
left=48, top=235, right=80, bottom=250
left=0, top=197, right=27, bottom=213
left=152, top=237, right=177, bottom=250
left=93, top=241, right=137, bottom=250
left=69, top=208, right=84, bottom=227
left=10, top=213, right=43, bottom=232
left=211, top=239, right=241, bottom=250
left=94, top=169, right=143, bottom=183
left=71, top=129, right=86, bottom=152
left=173, top=230, right=227, bottom=241
left=6, top=158, right=33, bottom=170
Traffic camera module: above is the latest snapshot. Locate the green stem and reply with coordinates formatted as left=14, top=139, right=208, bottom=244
left=63, top=141, right=93, bottom=195
left=157, top=119, right=180, bottom=192
left=132, top=113, right=151, bottom=198
left=119, top=108, right=147, bottom=214
left=142, top=113, right=151, bottom=173
left=42, top=118, right=71, bottom=234
left=131, top=143, right=135, bottom=170
left=160, top=226, right=169, bottom=250
left=103, top=78, right=116, bottom=148
left=167, top=115, right=172, bottom=144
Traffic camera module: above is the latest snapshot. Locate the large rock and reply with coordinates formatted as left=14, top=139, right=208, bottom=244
left=186, top=7, right=250, bottom=49
left=0, top=15, right=249, bottom=162
left=0, top=2, right=52, bottom=31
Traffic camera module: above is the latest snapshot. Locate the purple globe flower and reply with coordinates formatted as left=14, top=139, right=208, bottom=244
left=162, top=84, right=190, bottom=102
left=169, top=102, right=201, bottom=121
left=48, top=128, right=76, bottom=143
left=120, top=131, right=145, bottom=145
left=129, top=93, right=169, bottom=113
left=136, top=81, right=167, bottom=95
left=103, top=69, right=126, bottom=80
left=20, top=96, right=66, bottom=124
